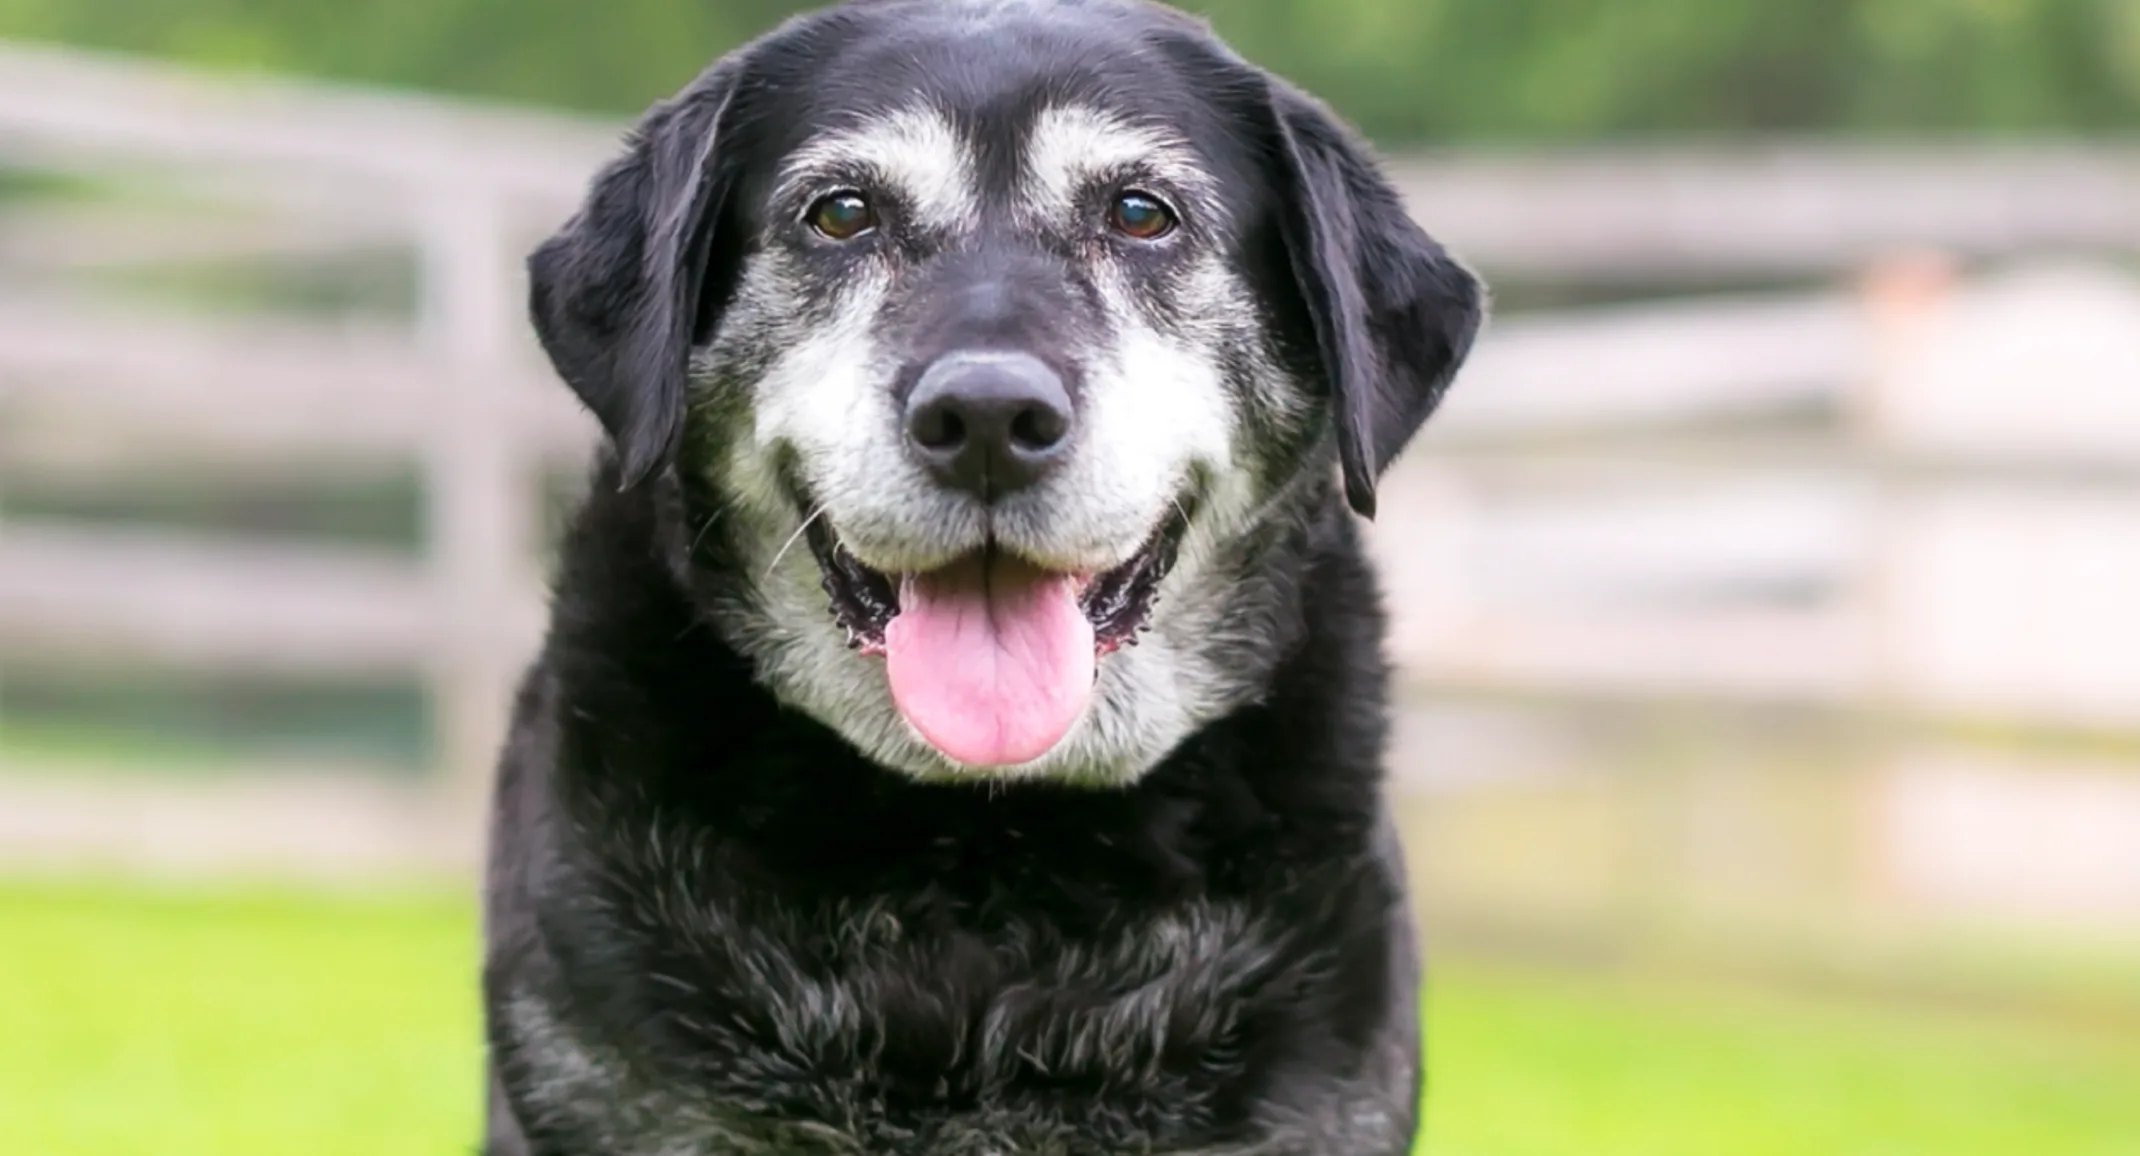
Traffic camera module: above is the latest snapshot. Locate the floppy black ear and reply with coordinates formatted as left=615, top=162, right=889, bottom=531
left=527, top=73, right=739, bottom=488
left=1266, top=83, right=1485, bottom=519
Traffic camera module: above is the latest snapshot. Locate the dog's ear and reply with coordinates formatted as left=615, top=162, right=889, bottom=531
left=1265, top=82, right=1485, bottom=519
left=528, top=73, right=740, bottom=489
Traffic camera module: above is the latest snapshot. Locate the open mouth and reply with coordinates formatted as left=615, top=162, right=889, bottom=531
left=801, top=507, right=1189, bottom=768
left=804, top=515, right=1187, bottom=660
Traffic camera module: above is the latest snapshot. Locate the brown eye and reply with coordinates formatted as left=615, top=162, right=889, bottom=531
left=1108, top=191, right=1177, bottom=240
left=807, top=190, right=876, bottom=240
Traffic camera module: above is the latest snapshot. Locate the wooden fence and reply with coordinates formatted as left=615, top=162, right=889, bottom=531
left=2, top=40, right=2138, bottom=838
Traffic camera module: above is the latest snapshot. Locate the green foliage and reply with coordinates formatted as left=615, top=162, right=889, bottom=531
left=0, top=0, right=2135, bottom=142
left=1208, top=0, right=2140, bottom=140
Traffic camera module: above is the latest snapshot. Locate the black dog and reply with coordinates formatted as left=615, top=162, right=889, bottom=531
left=484, top=0, right=1483, bottom=1151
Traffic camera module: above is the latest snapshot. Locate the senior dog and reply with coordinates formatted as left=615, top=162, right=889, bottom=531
left=485, top=1, right=1484, bottom=1151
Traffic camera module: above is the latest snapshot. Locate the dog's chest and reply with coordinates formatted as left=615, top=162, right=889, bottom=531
left=509, top=895, right=1315, bottom=1154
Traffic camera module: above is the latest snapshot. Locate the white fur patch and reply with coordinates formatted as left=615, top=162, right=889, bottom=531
left=1018, top=104, right=1218, bottom=226
left=715, top=251, right=982, bottom=574
left=776, top=104, right=979, bottom=235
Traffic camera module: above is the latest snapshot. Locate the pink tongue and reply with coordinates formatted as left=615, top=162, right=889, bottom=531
left=883, top=552, right=1096, bottom=768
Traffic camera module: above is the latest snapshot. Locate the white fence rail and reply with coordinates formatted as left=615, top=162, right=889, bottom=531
left=2, top=42, right=2137, bottom=810
left=1403, top=145, right=2140, bottom=280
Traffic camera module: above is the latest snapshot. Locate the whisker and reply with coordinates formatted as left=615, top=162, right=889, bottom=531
left=685, top=509, right=724, bottom=560
left=765, top=503, right=828, bottom=580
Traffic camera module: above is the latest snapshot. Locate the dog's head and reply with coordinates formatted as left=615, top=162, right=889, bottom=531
left=530, top=0, right=1483, bottom=784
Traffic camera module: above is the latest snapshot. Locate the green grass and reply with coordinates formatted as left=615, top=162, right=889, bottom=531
left=2, top=882, right=2136, bottom=1156
left=1425, top=965, right=2140, bottom=1156
left=0, top=883, right=479, bottom=1156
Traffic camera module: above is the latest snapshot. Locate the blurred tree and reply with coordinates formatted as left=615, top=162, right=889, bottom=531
left=0, top=0, right=2133, bottom=142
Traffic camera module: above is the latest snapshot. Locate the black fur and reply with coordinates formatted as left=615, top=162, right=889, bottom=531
left=1264, top=85, right=1484, bottom=520
left=487, top=2, right=1482, bottom=1152
left=526, top=72, right=740, bottom=487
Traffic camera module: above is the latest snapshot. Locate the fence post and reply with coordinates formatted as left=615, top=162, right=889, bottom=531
left=1854, top=252, right=1959, bottom=718
left=416, top=190, right=532, bottom=815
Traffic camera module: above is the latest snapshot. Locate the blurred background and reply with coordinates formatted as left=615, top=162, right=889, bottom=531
left=1, top=1, right=2136, bottom=1154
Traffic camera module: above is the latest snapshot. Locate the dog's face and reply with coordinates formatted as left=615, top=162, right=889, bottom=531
left=530, top=0, right=1482, bottom=784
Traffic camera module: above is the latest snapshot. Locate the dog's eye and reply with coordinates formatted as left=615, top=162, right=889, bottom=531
left=1108, top=191, right=1177, bottom=241
left=807, top=191, right=877, bottom=241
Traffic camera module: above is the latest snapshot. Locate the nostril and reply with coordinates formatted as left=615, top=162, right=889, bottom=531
left=1008, top=405, right=1067, bottom=453
left=910, top=403, right=966, bottom=453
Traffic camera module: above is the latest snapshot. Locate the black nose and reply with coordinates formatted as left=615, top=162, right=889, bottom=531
left=904, top=351, right=1073, bottom=501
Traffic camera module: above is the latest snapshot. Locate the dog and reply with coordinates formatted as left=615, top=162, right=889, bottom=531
left=484, top=0, right=1484, bottom=1151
